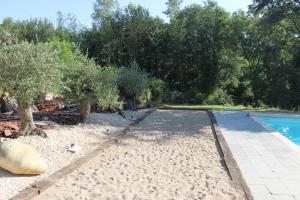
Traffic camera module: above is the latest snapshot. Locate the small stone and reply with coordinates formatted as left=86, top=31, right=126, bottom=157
left=4, top=130, right=12, bottom=136
left=42, top=117, right=49, bottom=121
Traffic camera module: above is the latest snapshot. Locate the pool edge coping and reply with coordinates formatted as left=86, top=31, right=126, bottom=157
left=214, top=110, right=300, bottom=199
left=251, top=114, right=300, bottom=155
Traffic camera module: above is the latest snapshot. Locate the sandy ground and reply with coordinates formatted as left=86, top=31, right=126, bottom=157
left=35, top=110, right=245, bottom=200
left=0, top=111, right=145, bottom=200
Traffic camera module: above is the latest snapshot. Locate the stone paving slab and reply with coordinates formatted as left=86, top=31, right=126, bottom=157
left=214, top=111, right=300, bottom=200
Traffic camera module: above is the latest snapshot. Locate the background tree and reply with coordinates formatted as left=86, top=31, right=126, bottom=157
left=162, top=2, right=230, bottom=94
left=250, top=0, right=300, bottom=33
left=163, top=0, right=182, bottom=19
left=0, top=18, right=56, bottom=43
left=86, top=3, right=165, bottom=69
left=0, top=42, right=63, bottom=137
left=92, top=0, right=118, bottom=27
left=245, top=0, right=300, bottom=108
left=56, top=11, right=83, bottom=42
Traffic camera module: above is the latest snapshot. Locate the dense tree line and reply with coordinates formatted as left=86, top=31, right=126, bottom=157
left=0, top=0, right=300, bottom=110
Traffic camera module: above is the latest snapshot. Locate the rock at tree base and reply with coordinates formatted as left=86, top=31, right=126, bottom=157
left=0, top=140, right=47, bottom=175
left=0, top=96, right=39, bottom=114
left=0, top=96, right=18, bottom=113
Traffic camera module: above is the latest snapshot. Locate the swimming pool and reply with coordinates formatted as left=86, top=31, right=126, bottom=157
left=254, top=114, right=300, bottom=146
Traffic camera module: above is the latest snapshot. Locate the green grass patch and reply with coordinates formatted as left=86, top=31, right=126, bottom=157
left=245, top=108, right=300, bottom=113
left=160, top=104, right=246, bottom=110
left=160, top=104, right=300, bottom=114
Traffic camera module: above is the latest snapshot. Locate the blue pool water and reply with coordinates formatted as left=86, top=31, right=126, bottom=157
left=255, top=115, right=300, bottom=146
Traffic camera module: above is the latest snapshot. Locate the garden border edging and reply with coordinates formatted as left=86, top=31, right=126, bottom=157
left=159, top=107, right=254, bottom=200
left=207, top=110, right=254, bottom=200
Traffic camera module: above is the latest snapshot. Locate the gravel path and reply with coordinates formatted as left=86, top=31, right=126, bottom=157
left=0, top=111, right=145, bottom=200
left=34, top=110, right=245, bottom=200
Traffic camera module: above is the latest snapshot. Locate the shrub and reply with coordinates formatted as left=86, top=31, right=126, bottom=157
left=149, top=78, right=166, bottom=105
left=163, top=90, right=183, bottom=103
left=163, top=89, right=204, bottom=104
left=136, top=88, right=152, bottom=108
left=137, top=78, right=166, bottom=108
left=95, top=66, right=122, bottom=110
left=256, top=100, right=269, bottom=109
left=0, top=29, right=18, bottom=45
left=203, top=88, right=233, bottom=105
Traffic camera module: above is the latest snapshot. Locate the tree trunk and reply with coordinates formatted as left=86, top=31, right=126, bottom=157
left=126, top=97, right=132, bottom=110
left=80, top=100, right=91, bottom=123
left=17, top=100, right=47, bottom=137
left=125, top=96, right=137, bottom=111
left=132, top=97, right=137, bottom=111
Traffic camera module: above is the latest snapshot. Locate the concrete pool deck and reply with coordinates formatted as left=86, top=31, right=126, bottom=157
left=214, top=111, right=300, bottom=200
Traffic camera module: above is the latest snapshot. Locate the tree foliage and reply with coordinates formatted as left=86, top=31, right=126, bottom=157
left=63, top=52, right=98, bottom=103
left=0, top=42, right=63, bottom=104
left=94, top=66, right=122, bottom=109
left=0, top=29, right=18, bottom=45
left=163, top=0, right=182, bottom=19
left=117, top=62, right=149, bottom=110
left=62, top=48, right=121, bottom=119
left=118, top=62, right=149, bottom=98
left=0, top=42, right=63, bottom=136
left=250, top=0, right=300, bottom=32
left=0, top=18, right=56, bottom=43
left=92, top=0, right=118, bottom=26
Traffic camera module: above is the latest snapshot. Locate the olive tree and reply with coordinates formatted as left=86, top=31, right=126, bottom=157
left=63, top=53, right=121, bottom=122
left=63, top=53, right=98, bottom=123
left=0, top=42, right=63, bottom=137
left=118, top=62, right=149, bottom=110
